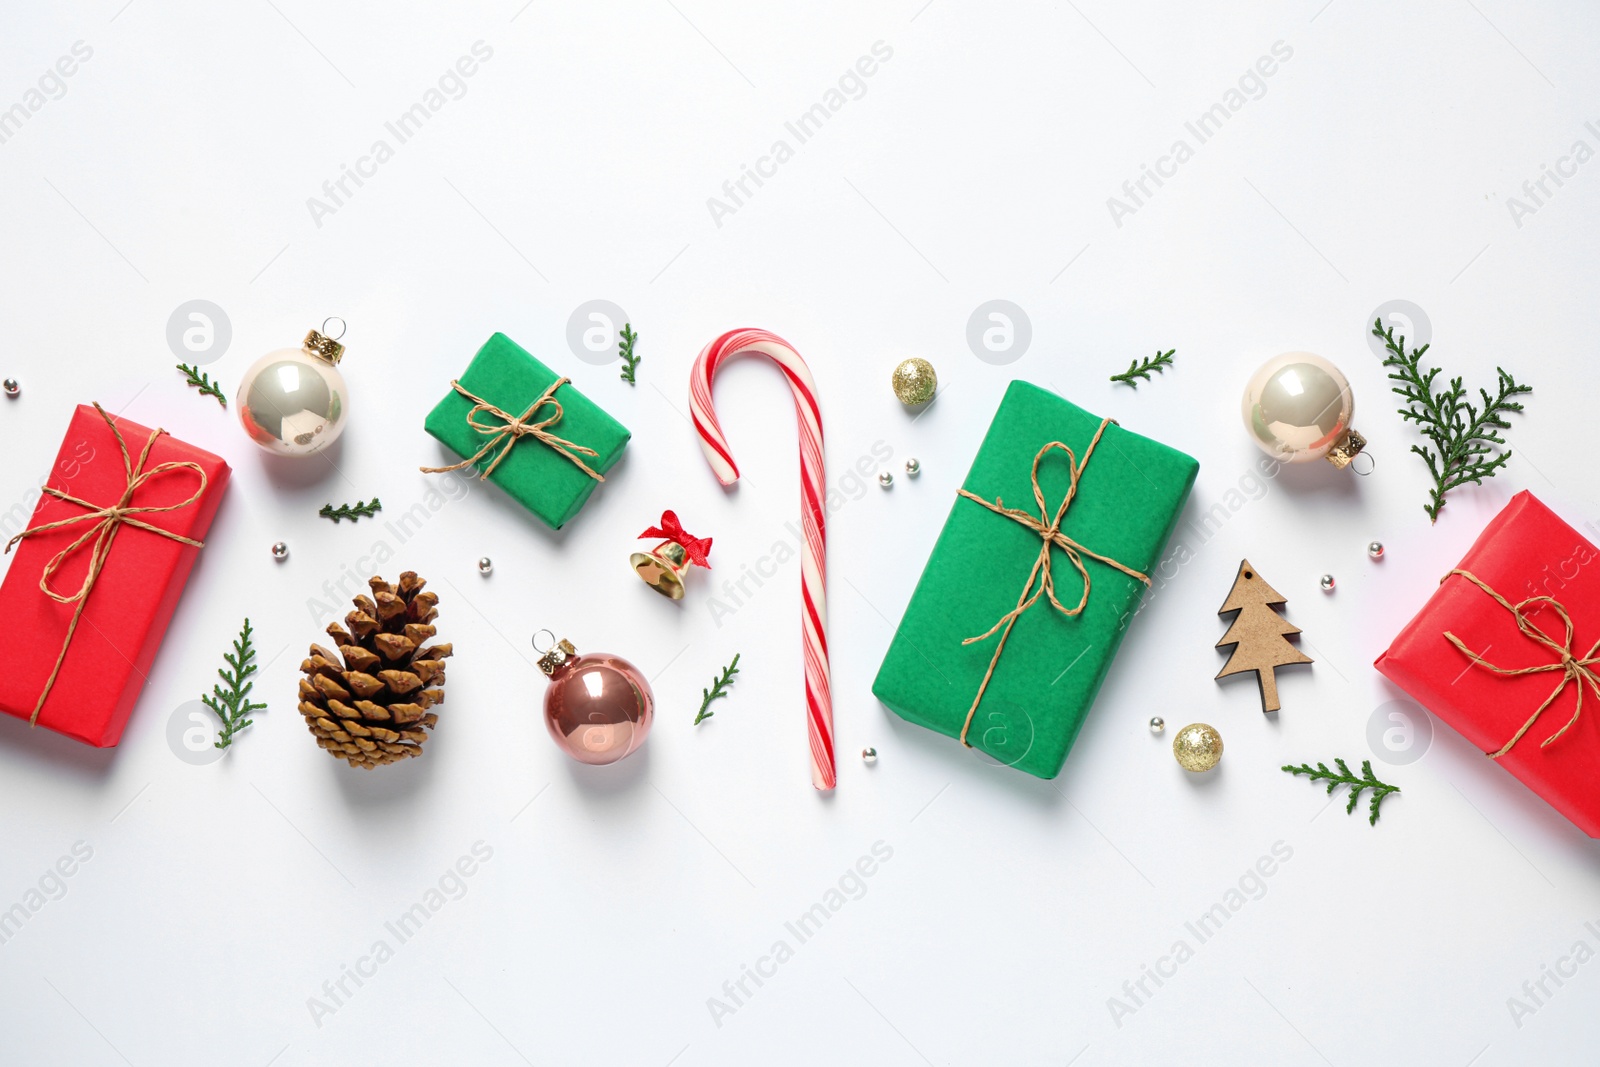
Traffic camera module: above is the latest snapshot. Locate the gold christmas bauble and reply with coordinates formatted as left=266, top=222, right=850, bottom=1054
left=1173, top=722, right=1223, bottom=772
left=891, top=358, right=938, bottom=406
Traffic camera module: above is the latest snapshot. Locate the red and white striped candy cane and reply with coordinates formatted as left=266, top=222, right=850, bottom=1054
left=689, top=328, right=835, bottom=791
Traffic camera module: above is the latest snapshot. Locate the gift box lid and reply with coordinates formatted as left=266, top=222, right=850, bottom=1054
left=423, top=333, right=630, bottom=529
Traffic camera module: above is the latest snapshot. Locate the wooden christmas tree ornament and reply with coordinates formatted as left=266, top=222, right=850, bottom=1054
left=1215, top=559, right=1312, bottom=712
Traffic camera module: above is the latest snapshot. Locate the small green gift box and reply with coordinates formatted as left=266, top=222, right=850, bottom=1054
left=422, top=333, right=630, bottom=529
left=872, top=381, right=1198, bottom=779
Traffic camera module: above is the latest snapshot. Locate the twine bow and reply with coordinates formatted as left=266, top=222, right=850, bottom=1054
left=954, top=420, right=1151, bottom=745
left=420, top=377, right=602, bottom=482
left=1442, top=568, right=1600, bottom=759
left=3, top=403, right=207, bottom=725
left=640, top=510, right=713, bottom=568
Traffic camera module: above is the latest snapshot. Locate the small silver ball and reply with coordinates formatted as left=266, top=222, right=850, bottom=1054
left=878, top=471, right=894, bottom=489
left=1320, top=573, right=1336, bottom=592
left=862, top=747, right=878, bottom=763
left=271, top=541, right=289, bottom=561
left=1367, top=541, right=1385, bottom=560
left=478, top=557, right=493, bottom=575
left=1149, top=716, right=1165, bottom=733
left=2, top=378, right=18, bottom=397
left=904, top=457, right=921, bottom=477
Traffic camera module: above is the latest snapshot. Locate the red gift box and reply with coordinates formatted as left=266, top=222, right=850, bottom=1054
left=1376, top=491, right=1600, bottom=837
left=0, top=404, right=229, bottom=747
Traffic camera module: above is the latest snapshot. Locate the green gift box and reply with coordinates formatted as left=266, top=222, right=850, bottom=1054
left=423, top=333, right=630, bottom=529
left=871, top=381, right=1198, bottom=779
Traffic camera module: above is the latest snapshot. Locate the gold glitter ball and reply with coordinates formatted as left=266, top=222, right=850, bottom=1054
left=1172, top=722, right=1223, bottom=772
left=891, top=358, right=938, bottom=406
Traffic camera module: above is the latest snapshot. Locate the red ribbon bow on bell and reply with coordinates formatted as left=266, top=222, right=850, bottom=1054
left=639, top=510, right=713, bottom=568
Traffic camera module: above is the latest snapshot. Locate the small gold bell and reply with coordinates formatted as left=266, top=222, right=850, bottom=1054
left=631, top=541, right=692, bottom=600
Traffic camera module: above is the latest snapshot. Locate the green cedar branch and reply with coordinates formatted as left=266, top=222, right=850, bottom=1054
left=1109, top=349, right=1175, bottom=388
left=1374, top=318, right=1531, bottom=523
left=177, top=363, right=226, bottom=407
left=619, top=323, right=641, bottom=384
left=694, top=653, right=741, bottom=725
left=203, top=618, right=267, bottom=750
left=320, top=498, right=383, bottom=523
left=1282, top=758, right=1400, bottom=826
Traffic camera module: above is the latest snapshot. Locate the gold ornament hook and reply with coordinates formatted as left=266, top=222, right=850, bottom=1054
left=536, top=636, right=577, bottom=676
left=1324, top=428, right=1368, bottom=469
left=303, top=319, right=346, bottom=365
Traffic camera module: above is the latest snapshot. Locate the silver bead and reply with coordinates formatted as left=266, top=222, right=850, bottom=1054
left=2, top=378, right=17, bottom=397
left=1149, top=716, right=1165, bottom=733
left=478, top=557, right=493, bottom=575
left=1368, top=541, right=1385, bottom=560
left=1320, top=573, right=1336, bottom=592
left=878, top=471, right=893, bottom=489
left=904, top=457, right=921, bottom=477
left=271, top=541, right=289, bottom=561
left=862, top=747, right=878, bottom=763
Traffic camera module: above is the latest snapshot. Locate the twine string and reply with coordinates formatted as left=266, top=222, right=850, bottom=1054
left=2, top=403, right=207, bottom=724
left=420, top=377, right=603, bottom=482
left=955, top=421, right=1151, bottom=746
left=1442, top=568, right=1600, bottom=759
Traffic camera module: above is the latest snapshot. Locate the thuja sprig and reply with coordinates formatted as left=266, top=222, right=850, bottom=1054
left=619, top=323, right=641, bottom=384
left=203, top=619, right=267, bottom=750
left=1109, top=349, right=1175, bottom=388
left=694, top=653, right=741, bottom=725
left=1374, top=318, right=1531, bottom=523
left=1282, top=758, right=1400, bottom=826
left=320, top=498, right=382, bottom=523
left=177, top=363, right=226, bottom=407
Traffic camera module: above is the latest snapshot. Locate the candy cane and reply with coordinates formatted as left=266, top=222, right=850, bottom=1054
left=690, top=328, right=835, bottom=791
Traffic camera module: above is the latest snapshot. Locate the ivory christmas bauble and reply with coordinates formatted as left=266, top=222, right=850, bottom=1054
left=237, top=340, right=348, bottom=457
left=1241, top=352, right=1360, bottom=466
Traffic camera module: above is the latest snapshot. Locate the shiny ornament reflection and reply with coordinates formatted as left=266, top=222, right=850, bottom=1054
left=1241, top=352, right=1366, bottom=467
left=237, top=330, right=349, bottom=457
left=538, top=637, right=654, bottom=765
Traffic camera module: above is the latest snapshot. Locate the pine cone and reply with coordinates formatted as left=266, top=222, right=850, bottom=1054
left=299, top=572, right=453, bottom=768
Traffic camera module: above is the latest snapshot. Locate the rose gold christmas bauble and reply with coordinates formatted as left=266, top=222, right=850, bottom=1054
left=541, top=646, right=654, bottom=765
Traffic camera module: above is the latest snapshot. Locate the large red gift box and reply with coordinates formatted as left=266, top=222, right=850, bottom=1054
left=1376, top=491, right=1600, bottom=837
left=0, top=404, right=229, bottom=747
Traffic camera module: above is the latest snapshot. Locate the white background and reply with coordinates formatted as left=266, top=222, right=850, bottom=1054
left=2, top=2, right=1598, bottom=1065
